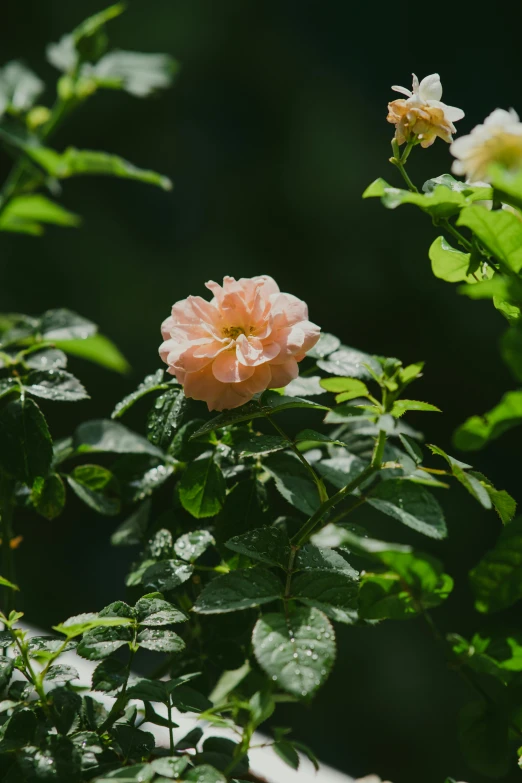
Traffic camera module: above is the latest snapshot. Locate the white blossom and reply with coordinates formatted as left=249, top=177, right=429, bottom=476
left=387, top=73, right=464, bottom=147
left=451, top=108, right=522, bottom=182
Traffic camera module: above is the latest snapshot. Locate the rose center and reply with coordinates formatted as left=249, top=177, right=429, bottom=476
left=223, top=325, right=246, bottom=340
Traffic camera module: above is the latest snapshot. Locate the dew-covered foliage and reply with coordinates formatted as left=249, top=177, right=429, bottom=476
left=0, top=16, right=522, bottom=783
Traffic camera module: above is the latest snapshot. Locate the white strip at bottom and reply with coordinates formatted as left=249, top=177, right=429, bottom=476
left=21, top=624, right=354, bottom=783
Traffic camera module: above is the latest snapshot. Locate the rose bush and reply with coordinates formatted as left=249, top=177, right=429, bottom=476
left=1, top=7, right=522, bottom=783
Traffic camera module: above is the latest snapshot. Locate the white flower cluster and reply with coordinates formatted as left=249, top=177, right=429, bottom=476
left=387, top=73, right=522, bottom=181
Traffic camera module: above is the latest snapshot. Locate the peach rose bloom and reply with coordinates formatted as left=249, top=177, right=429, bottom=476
left=159, top=275, right=320, bottom=411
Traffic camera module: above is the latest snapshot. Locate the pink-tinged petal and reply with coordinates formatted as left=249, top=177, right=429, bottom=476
left=159, top=338, right=178, bottom=363
left=298, top=319, right=321, bottom=353
left=161, top=315, right=175, bottom=340
left=192, top=339, right=231, bottom=359
left=269, top=358, right=299, bottom=387
left=183, top=365, right=224, bottom=404
left=270, top=325, right=306, bottom=362
left=253, top=275, right=280, bottom=298
left=186, top=295, right=222, bottom=326
left=177, top=345, right=215, bottom=373
left=212, top=350, right=255, bottom=383
left=270, top=292, right=309, bottom=327
left=241, top=362, right=272, bottom=394
left=209, top=364, right=272, bottom=411
left=236, top=334, right=280, bottom=366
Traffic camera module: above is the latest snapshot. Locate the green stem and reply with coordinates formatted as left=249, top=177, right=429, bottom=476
left=224, top=721, right=254, bottom=777
left=0, top=474, right=16, bottom=614
left=290, top=463, right=378, bottom=548
left=98, top=643, right=136, bottom=734
left=167, top=695, right=174, bottom=754
left=371, top=429, right=387, bottom=469
left=438, top=218, right=474, bottom=253
left=265, top=413, right=328, bottom=504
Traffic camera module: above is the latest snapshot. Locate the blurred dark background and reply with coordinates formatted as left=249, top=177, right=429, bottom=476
left=2, top=1, right=522, bottom=781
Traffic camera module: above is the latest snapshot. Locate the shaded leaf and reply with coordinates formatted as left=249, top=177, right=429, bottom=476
left=252, top=607, right=335, bottom=697
left=0, top=397, right=52, bottom=484
left=179, top=458, right=226, bottom=519
left=193, top=568, right=282, bottom=614
left=367, top=479, right=447, bottom=539
left=112, top=370, right=168, bottom=418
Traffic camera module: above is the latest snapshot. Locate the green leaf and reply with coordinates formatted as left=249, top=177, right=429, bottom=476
left=147, top=388, right=186, bottom=448
left=427, top=444, right=492, bottom=509
left=292, top=570, right=359, bottom=624
left=67, top=464, right=120, bottom=516
left=0, top=576, right=18, bottom=591
left=55, top=333, right=130, bottom=373
left=111, top=500, right=150, bottom=546
left=470, top=475, right=517, bottom=524
left=31, top=473, right=66, bottom=520
left=179, top=458, right=226, bottom=519
left=174, top=530, right=215, bottom=562
left=44, top=664, right=79, bottom=685
left=24, top=347, right=68, bottom=370
left=0, top=656, right=14, bottom=689
left=399, top=433, right=423, bottom=463
left=92, top=50, right=178, bottom=96
left=74, top=419, right=163, bottom=457
left=364, top=179, right=467, bottom=218
left=359, top=551, right=453, bottom=620
left=490, top=164, right=522, bottom=209
left=273, top=741, right=300, bottom=770
left=92, top=657, right=128, bottom=695
left=135, top=594, right=187, bottom=626
left=23, top=369, right=89, bottom=402
left=112, top=370, right=168, bottom=418
left=423, top=174, right=492, bottom=200
left=110, top=724, right=155, bottom=763
left=137, top=627, right=185, bottom=653
left=225, top=527, right=291, bottom=568
left=320, top=377, right=369, bottom=400
left=53, top=613, right=133, bottom=638
left=26, top=146, right=172, bottom=191
left=316, top=346, right=380, bottom=380
left=295, top=544, right=358, bottom=577
left=141, top=559, right=194, bottom=592
left=307, top=332, right=341, bottom=359
left=283, top=376, right=326, bottom=397
left=316, top=454, right=368, bottom=490
left=193, top=568, right=282, bottom=614
left=295, top=429, right=345, bottom=446
left=0, top=378, right=19, bottom=401
left=458, top=205, right=522, bottom=273
left=214, top=477, right=268, bottom=547
left=470, top=517, right=522, bottom=612
left=151, top=757, right=189, bottom=777
left=264, top=452, right=320, bottom=516
left=367, top=479, right=447, bottom=539
left=233, top=434, right=287, bottom=456
left=191, top=391, right=329, bottom=438
left=252, top=607, right=335, bottom=697
left=41, top=308, right=97, bottom=340
left=429, top=236, right=475, bottom=283
left=184, top=766, right=226, bottom=783
left=77, top=626, right=132, bottom=660
left=0, top=397, right=52, bottom=484
left=391, top=399, right=441, bottom=417
left=0, top=195, right=80, bottom=236
left=501, top=326, right=522, bottom=382
left=453, top=390, right=522, bottom=451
